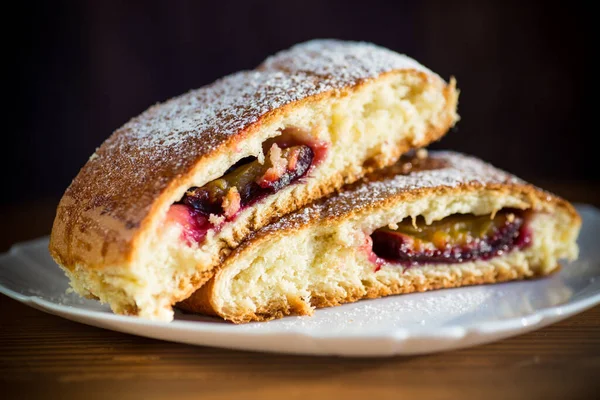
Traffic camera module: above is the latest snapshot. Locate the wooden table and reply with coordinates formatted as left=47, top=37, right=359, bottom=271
left=2, top=188, right=599, bottom=400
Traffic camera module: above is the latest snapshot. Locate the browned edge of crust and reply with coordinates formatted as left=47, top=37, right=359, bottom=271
left=178, top=181, right=580, bottom=322
left=180, top=264, right=561, bottom=324
left=49, top=69, right=457, bottom=275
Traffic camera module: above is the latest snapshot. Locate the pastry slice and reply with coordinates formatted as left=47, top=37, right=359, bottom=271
left=179, top=151, right=581, bottom=323
left=49, top=40, right=459, bottom=321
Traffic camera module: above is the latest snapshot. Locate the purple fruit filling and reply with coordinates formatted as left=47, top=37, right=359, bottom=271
left=370, top=210, right=532, bottom=266
left=168, top=136, right=325, bottom=245
left=182, top=144, right=313, bottom=214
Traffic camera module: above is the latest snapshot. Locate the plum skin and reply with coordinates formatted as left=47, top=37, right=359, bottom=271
left=370, top=211, right=532, bottom=266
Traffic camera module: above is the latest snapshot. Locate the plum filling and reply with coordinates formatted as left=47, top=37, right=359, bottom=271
left=168, top=140, right=319, bottom=245
left=370, top=210, right=532, bottom=267
left=182, top=144, right=314, bottom=214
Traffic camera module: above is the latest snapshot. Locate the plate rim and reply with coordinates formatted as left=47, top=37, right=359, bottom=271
left=1, top=204, right=599, bottom=354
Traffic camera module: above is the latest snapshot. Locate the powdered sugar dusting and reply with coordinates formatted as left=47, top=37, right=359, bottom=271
left=260, top=39, right=435, bottom=83
left=65, top=39, right=435, bottom=230
left=112, top=39, right=433, bottom=154
left=117, top=71, right=328, bottom=151
left=331, top=151, right=524, bottom=210
left=238, top=289, right=493, bottom=333
left=257, top=151, right=527, bottom=235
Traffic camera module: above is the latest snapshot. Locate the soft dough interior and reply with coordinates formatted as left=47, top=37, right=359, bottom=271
left=67, top=72, right=457, bottom=320
left=207, top=190, right=579, bottom=323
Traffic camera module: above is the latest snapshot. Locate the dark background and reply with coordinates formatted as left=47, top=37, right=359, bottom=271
left=5, top=0, right=593, bottom=207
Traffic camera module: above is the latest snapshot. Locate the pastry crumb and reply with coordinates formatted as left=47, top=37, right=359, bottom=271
left=416, top=148, right=428, bottom=159
left=209, top=214, right=226, bottom=225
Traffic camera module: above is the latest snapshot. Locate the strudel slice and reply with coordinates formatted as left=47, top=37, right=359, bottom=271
left=180, top=151, right=580, bottom=323
left=49, top=40, right=458, bottom=321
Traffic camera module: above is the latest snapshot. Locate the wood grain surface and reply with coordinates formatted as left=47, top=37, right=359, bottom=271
left=1, top=187, right=599, bottom=400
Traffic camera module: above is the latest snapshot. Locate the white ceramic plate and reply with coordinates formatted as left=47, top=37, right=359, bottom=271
left=1, top=204, right=599, bottom=357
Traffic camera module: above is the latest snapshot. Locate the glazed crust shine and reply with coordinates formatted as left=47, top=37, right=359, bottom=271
left=49, top=40, right=458, bottom=320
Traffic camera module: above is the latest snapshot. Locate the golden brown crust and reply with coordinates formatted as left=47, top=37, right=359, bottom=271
left=182, top=264, right=556, bottom=324
left=310, top=265, right=561, bottom=311
left=49, top=40, right=457, bottom=273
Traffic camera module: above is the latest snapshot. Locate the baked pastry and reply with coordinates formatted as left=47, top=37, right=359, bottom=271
left=49, top=40, right=459, bottom=321
left=179, top=151, right=581, bottom=323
